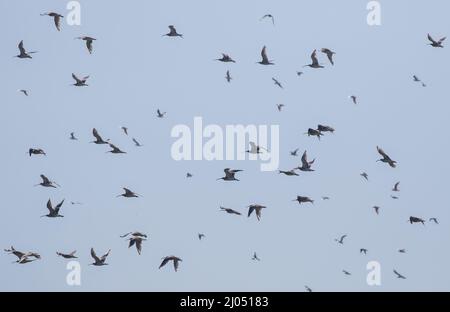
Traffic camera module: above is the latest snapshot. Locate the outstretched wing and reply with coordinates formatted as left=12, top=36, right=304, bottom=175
left=92, top=128, right=103, bottom=141
left=311, top=50, right=319, bottom=66
left=90, top=248, right=100, bottom=263
left=261, top=46, right=269, bottom=63
left=159, top=257, right=170, bottom=269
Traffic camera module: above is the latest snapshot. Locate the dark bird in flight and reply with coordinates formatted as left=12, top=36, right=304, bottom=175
left=377, top=146, right=397, bottom=168
left=272, top=78, right=283, bottom=89
left=15, top=40, right=37, bottom=59
left=349, top=95, right=358, bottom=105
left=159, top=256, right=182, bottom=272
left=297, top=151, right=315, bottom=172
left=220, top=206, right=241, bottom=215
left=76, top=36, right=96, bottom=54
left=127, top=236, right=146, bottom=255
left=70, top=132, right=78, bottom=140
left=373, top=206, right=380, bottom=215
left=360, top=248, right=368, bottom=255
left=305, top=128, right=323, bottom=140
left=56, top=251, right=77, bottom=259
left=157, top=109, right=166, bottom=118
left=393, top=269, right=406, bottom=279
left=392, top=182, right=400, bottom=192
left=117, top=188, right=140, bottom=198
left=107, top=143, right=126, bottom=154
left=225, top=70, right=232, bottom=83
left=186, top=173, right=193, bottom=178
left=41, top=12, right=64, bottom=31
left=429, top=218, right=439, bottom=224
left=217, top=168, right=243, bottom=181
left=427, top=34, right=446, bottom=48
left=322, top=196, right=330, bottom=201
left=71, top=73, right=89, bottom=86
left=293, top=196, right=314, bottom=205
left=335, top=235, right=347, bottom=245
left=216, top=53, right=235, bottom=63
left=35, top=174, right=59, bottom=188
left=248, top=204, right=266, bottom=221
left=297, top=71, right=304, bottom=77
left=90, top=128, right=109, bottom=144
left=164, top=25, right=183, bottom=38
left=260, top=14, right=275, bottom=25
left=391, top=195, right=399, bottom=200
left=279, top=169, right=299, bottom=176
left=360, top=172, right=369, bottom=181
left=343, top=270, right=352, bottom=276
left=120, top=231, right=147, bottom=238
left=409, top=216, right=425, bottom=225
left=121, top=127, right=128, bottom=135
left=90, top=248, right=110, bottom=266
left=18, top=89, right=29, bottom=96
left=252, top=252, right=261, bottom=261
left=305, top=286, right=312, bottom=292
left=398, top=249, right=407, bottom=254
left=42, top=199, right=65, bottom=218
left=317, top=124, right=335, bottom=133
left=246, top=142, right=269, bottom=154
left=198, top=233, right=205, bottom=241
left=290, top=148, right=299, bottom=156
left=276, top=104, right=285, bottom=112
left=29, top=148, right=46, bottom=157
left=321, top=48, right=336, bottom=65
left=304, top=50, right=324, bottom=69
left=132, top=138, right=143, bottom=147
left=413, top=75, right=426, bottom=87
left=258, top=46, right=274, bottom=65
left=5, top=247, right=41, bottom=264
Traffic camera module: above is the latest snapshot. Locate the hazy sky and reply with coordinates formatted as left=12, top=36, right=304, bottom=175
left=1, top=0, right=449, bottom=291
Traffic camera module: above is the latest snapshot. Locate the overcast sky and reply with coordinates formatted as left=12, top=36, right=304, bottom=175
left=1, top=0, right=449, bottom=291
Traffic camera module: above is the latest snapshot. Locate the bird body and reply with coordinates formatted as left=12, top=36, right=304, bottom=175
left=321, top=48, right=336, bottom=65
left=248, top=204, right=266, bottom=221
left=220, top=206, right=241, bottom=215
left=76, top=36, right=96, bottom=54
left=42, top=199, right=65, bottom=218
left=428, top=34, right=446, bottom=48
left=218, top=168, right=243, bottom=181
left=164, top=25, right=183, bottom=38
left=15, top=40, right=37, bottom=59
left=41, top=12, right=64, bottom=31
left=159, top=256, right=182, bottom=271
left=297, top=151, right=315, bottom=171
left=377, top=146, right=397, bottom=168
left=72, top=73, right=89, bottom=86
left=29, top=148, right=46, bottom=156
left=304, top=50, right=324, bottom=68
left=90, top=248, right=110, bottom=266
left=293, top=196, right=314, bottom=205
left=258, top=46, right=274, bottom=65
left=56, top=251, right=77, bottom=259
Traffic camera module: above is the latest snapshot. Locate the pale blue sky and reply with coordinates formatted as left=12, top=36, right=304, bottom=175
left=1, top=0, right=449, bottom=291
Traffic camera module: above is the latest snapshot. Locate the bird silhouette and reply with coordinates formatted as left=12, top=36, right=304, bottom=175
left=41, top=199, right=65, bottom=218
left=317, top=124, right=335, bottom=133
left=360, top=172, right=369, bottom=181
left=69, top=132, right=78, bottom=140
left=56, top=251, right=77, bottom=259
left=159, top=256, right=182, bottom=271
left=297, top=151, right=315, bottom=172
left=132, top=138, right=143, bottom=147
left=90, top=248, right=110, bottom=266
left=373, top=206, right=380, bottom=215
left=276, top=104, right=285, bottom=112
left=90, top=128, right=109, bottom=144
left=252, top=252, right=261, bottom=261
left=76, top=36, right=96, bottom=54
left=321, top=48, right=336, bottom=65
left=413, top=75, right=426, bottom=87
left=220, top=206, right=241, bottom=215
left=335, top=235, right=347, bottom=245
left=377, top=146, right=397, bottom=168
left=272, top=77, right=283, bottom=89
left=29, top=148, right=46, bottom=157
left=393, top=269, right=406, bottom=279
left=164, top=25, right=183, bottom=38
left=198, top=233, right=205, bottom=241
left=127, top=236, right=146, bottom=255
left=225, top=70, right=232, bottom=83
left=260, top=14, right=275, bottom=25
left=258, top=46, right=274, bottom=65
left=216, top=53, right=235, bottom=63
left=72, top=73, right=89, bottom=86
left=290, top=148, right=299, bottom=156
left=349, top=95, right=358, bottom=105
left=392, top=182, right=400, bottom=192
left=409, top=216, right=425, bottom=225
left=427, top=34, right=446, bottom=48
left=107, top=143, right=126, bottom=154
left=279, top=169, right=299, bottom=176
left=305, top=128, right=323, bottom=140
left=41, top=12, right=64, bottom=31
left=304, top=50, right=324, bottom=69
left=117, top=188, right=140, bottom=198
left=293, top=196, right=314, bottom=205
left=217, top=168, right=243, bottom=181
left=157, top=109, right=166, bottom=118
left=18, top=89, right=29, bottom=96
left=35, top=174, right=59, bottom=188
left=360, top=248, right=368, bottom=255
left=15, top=41, right=37, bottom=59
left=248, top=204, right=266, bottom=221
left=429, top=218, right=439, bottom=224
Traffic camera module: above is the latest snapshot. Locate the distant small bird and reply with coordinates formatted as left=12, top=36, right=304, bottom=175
left=186, top=173, right=193, bottom=178
left=392, top=182, right=400, bottom=192
left=90, top=248, right=110, bottom=266
left=246, top=142, right=268, bottom=154
left=296, top=71, right=304, bottom=77
left=317, top=124, right=335, bottom=133
left=373, top=206, right=380, bottom=215
left=276, top=104, right=285, bottom=111
left=216, top=53, right=235, bottom=63
left=132, top=138, right=143, bottom=147
left=258, top=46, right=274, bottom=65
left=290, top=148, right=299, bottom=156
left=305, top=286, right=312, bottom=292
left=279, top=169, right=299, bottom=176
left=391, top=195, right=399, bottom=200
left=42, top=199, right=65, bottom=218
left=413, top=75, right=426, bottom=87
left=127, top=236, right=146, bottom=255
left=248, top=204, right=266, bottom=221
left=18, top=89, right=29, bottom=96
left=75, top=36, right=96, bottom=54
left=321, top=48, right=336, bottom=65
left=304, top=50, right=323, bottom=69
left=305, top=128, right=323, bottom=140
left=297, top=151, right=315, bottom=172
left=360, top=248, right=368, bottom=255
left=220, top=206, right=241, bottom=215
left=56, top=251, right=77, bottom=259
left=349, top=95, right=358, bottom=105
left=217, top=168, right=243, bottom=181
left=427, top=34, right=446, bottom=48
left=198, top=233, right=205, bottom=241
left=71, top=201, right=83, bottom=205
left=15, top=40, right=37, bottom=59
left=164, top=25, right=183, bottom=38
left=35, top=174, right=59, bottom=188
left=377, top=146, right=397, bottom=168
left=159, top=256, right=182, bottom=272
left=120, top=232, right=147, bottom=238
left=398, top=249, right=406, bottom=254
left=70, top=132, right=78, bottom=140
left=343, top=270, right=351, bottom=276
left=429, top=218, right=439, bottom=224
left=321, top=196, right=330, bottom=201
left=260, top=14, right=275, bottom=25
left=293, top=196, right=314, bottom=205
left=29, top=148, right=46, bottom=157
left=252, top=252, right=261, bottom=261
left=90, top=128, right=109, bottom=144
left=41, top=12, right=64, bottom=31
left=272, top=78, right=283, bottom=89
left=335, top=235, right=347, bottom=245
left=393, top=269, right=406, bottom=279
left=71, top=73, right=89, bottom=87
left=157, top=109, right=166, bottom=118
left=121, top=127, right=128, bottom=135
left=360, top=172, right=369, bottom=181
left=225, top=70, right=232, bottom=83
left=409, top=216, right=425, bottom=225
left=5, top=247, right=41, bottom=264
left=117, top=188, right=140, bottom=198
left=107, top=143, right=126, bottom=154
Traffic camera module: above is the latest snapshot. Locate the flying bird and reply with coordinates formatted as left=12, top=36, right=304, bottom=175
left=120, top=231, right=147, bottom=238
left=427, top=34, right=446, bottom=48
left=322, top=196, right=330, bottom=201
left=304, top=50, right=324, bottom=69
left=42, top=199, right=65, bottom=218
left=246, top=142, right=269, bottom=154
left=393, top=269, right=406, bottom=279
left=70, top=132, right=78, bottom=140
left=186, top=173, right=193, bottom=178
left=293, top=196, right=314, bottom=205
left=413, top=75, right=426, bottom=87
left=35, top=174, right=59, bottom=188
left=252, top=252, right=261, bottom=261
left=392, top=182, right=400, bottom=192
left=159, top=256, right=182, bottom=272
left=272, top=78, right=283, bottom=89
left=29, top=148, right=46, bottom=156
left=343, top=270, right=352, bottom=276
left=41, top=12, right=64, bottom=31
left=305, top=128, right=323, bottom=140
left=373, top=206, right=380, bottom=215
left=90, top=248, right=110, bottom=266
left=117, top=188, right=140, bottom=198
left=56, top=251, right=77, bottom=259
left=429, top=218, right=439, bottom=224
left=132, top=138, right=143, bottom=147
left=409, top=216, right=425, bottom=225
left=127, top=236, right=146, bottom=255
left=5, top=247, right=41, bottom=264
left=18, top=89, right=29, bottom=96
left=260, top=14, right=275, bottom=25
left=279, top=169, right=299, bottom=176
left=76, top=36, right=96, bottom=54
left=220, top=206, right=241, bottom=215
left=258, top=46, right=274, bottom=65
left=377, top=146, right=397, bottom=168
left=335, top=235, right=347, bottom=245
left=225, top=70, right=232, bottom=83
left=317, top=124, right=335, bottom=133
left=398, top=249, right=407, bottom=254
left=198, top=233, right=205, bottom=241
left=349, top=95, right=358, bottom=105
left=305, top=286, right=312, bottom=292
left=157, top=109, right=166, bottom=118
left=290, top=148, right=299, bottom=156
left=297, top=150, right=315, bottom=172
left=121, top=127, right=128, bottom=136
left=216, top=53, right=235, bottom=63
left=248, top=204, right=266, bottom=221
left=276, top=104, right=285, bottom=111
left=360, top=248, right=368, bottom=255
left=360, top=172, right=369, bottom=181
left=321, top=48, right=336, bottom=65
left=15, top=40, right=37, bottom=59
left=164, top=25, right=183, bottom=38
left=217, top=168, right=243, bottom=181
left=90, top=128, right=109, bottom=144
left=71, top=73, right=89, bottom=86
left=107, top=143, right=126, bottom=154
